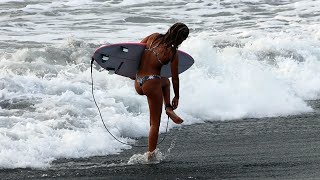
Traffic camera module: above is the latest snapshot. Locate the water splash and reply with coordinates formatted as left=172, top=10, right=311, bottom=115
left=127, top=138, right=176, bottom=165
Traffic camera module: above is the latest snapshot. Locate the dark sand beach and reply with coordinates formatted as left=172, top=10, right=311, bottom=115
left=1, top=100, right=320, bottom=180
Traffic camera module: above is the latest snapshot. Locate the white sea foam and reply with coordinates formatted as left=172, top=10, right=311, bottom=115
left=0, top=0, right=319, bottom=169
left=127, top=138, right=176, bottom=165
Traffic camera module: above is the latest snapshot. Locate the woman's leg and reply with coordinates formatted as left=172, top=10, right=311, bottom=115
left=161, top=77, right=171, bottom=106
left=161, top=77, right=183, bottom=124
left=134, top=79, right=144, bottom=95
left=141, top=79, right=163, bottom=154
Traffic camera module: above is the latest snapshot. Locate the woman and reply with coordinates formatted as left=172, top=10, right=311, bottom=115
left=134, top=23, right=189, bottom=158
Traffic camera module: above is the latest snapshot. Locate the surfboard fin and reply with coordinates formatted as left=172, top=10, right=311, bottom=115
left=121, top=46, right=128, bottom=53
left=101, top=54, right=109, bottom=63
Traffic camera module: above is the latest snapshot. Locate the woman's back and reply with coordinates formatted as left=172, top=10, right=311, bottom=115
left=138, top=33, right=175, bottom=76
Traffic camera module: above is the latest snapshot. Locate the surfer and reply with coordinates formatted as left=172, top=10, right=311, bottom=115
left=134, top=23, right=189, bottom=159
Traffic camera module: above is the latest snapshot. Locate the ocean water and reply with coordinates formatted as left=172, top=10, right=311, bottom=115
left=0, top=0, right=320, bottom=169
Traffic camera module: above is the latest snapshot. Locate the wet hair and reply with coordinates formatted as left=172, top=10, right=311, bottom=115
left=157, top=23, right=189, bottom=49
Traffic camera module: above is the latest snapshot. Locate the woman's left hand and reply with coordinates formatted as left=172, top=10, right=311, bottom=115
left=172, top=96, right=179, bottom=109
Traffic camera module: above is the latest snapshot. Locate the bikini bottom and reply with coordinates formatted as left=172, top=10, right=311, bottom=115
left=136, top=74, right=161, bottom=88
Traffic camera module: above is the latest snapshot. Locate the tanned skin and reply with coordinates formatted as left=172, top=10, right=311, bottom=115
left=134, top=33, right=185, bottom=159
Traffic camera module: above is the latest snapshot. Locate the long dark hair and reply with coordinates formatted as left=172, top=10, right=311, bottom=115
left=157, top=23, right=189, bottom=49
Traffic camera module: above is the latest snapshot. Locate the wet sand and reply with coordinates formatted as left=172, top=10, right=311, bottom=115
left=1, top=101, right=320, bottom=180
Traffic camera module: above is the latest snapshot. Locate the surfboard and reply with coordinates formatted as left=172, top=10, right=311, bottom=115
left=92, top=43, right=194, bottom=79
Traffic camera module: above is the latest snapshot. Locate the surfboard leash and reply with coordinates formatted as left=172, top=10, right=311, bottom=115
left=90, top=58, right=169, bottom=148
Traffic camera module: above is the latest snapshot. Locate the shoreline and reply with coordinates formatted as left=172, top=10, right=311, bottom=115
left=1, top=109, right=320, bottom=179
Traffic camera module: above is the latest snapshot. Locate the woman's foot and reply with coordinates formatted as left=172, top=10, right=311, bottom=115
left=165, top=106, right=183, bottom=124
left=148, top=151, right=156, bottom=161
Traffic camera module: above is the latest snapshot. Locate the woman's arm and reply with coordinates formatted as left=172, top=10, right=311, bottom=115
left=171, top=52, right=179, bottom=109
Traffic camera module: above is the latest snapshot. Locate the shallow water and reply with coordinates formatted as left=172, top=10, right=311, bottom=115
left=1, top=101, right=320, bottom=179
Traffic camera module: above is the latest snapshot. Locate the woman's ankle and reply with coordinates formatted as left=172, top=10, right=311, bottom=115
left=165, top=104, right=173, bottom=111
